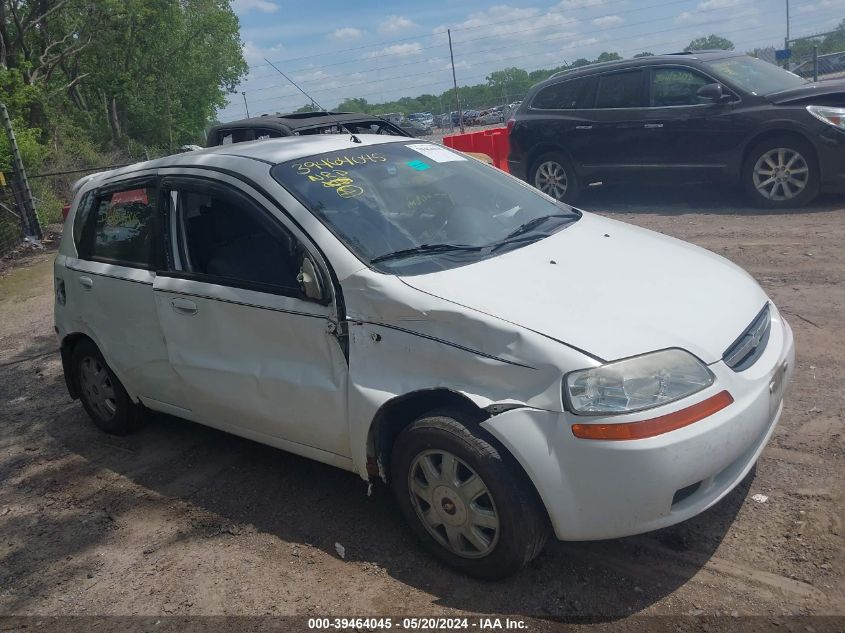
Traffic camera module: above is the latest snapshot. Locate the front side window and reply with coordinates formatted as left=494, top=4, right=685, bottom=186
left=88, top=186, right=156, bottom=267
left=594, top=71, right=645, bottom=109
left=532, top=78, right=588, bottom=110
left=650, top=68, right=711, bottom=107
left=169, top=184, right=303, bottom=293
left=271, top=142, right=581, bottom=275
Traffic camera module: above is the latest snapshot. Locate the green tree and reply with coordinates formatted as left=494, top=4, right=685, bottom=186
left=596, top=51, right=622, bottom=63
left=685, top=34, right=735, bottom=52
left=336, top=97, right=370, bottom=112
left=486, top=67, right=530, bottom=97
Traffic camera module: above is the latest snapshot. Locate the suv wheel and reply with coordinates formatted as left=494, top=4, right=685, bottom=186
left=391, top=412, right=549, bottom=579
left=530, top=152, right=579, bottom=203
left=72, top=339, right=143, bottom=435
left=743, top=137, right=819, bottom=208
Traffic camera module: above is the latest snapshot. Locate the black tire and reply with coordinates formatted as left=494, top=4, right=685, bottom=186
left=391, top=411, right=550, bottom=579
left=529, top=151, right=580, bottom=203
left=742, top=136, right=819, bottom=209
left=71, top=339, right=143, bottom=435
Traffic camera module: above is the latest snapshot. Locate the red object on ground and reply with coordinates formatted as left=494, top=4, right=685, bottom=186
left=442, top=127, right=510, bottom=173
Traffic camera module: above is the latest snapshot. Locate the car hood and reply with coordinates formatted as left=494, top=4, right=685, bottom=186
left=399, top=213, right=769, bottom=364
left=766, top=80, right=845, bottom=105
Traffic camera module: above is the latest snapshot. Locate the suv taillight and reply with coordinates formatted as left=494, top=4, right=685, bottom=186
left=61, top=203, right=71, bottom=221
left=506, top=118, right=516, bottom=134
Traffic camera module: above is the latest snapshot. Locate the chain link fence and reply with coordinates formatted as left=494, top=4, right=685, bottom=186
left=787, top=31, right=845, bottom=81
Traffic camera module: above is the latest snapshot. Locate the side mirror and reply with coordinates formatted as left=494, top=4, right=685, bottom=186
left=297, top=255, right=324, bottom=301
left=697, top=82, right=731, bottom=103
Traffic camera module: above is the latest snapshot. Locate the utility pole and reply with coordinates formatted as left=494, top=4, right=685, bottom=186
left=448, top=29, right=464, bottom=134
left=242, top=91, right=250, bottom=118
left=0, top=103, right=40, bottom=240
left=784, top=0, right=790, bottom=69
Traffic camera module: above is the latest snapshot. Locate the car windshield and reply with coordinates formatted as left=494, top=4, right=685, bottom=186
left=706, top=55, right=807, bottom=95
left=271, top=141, right=581, bottom=275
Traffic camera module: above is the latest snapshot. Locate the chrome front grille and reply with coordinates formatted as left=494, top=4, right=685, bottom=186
left=723, top=304, right=771, bottom=372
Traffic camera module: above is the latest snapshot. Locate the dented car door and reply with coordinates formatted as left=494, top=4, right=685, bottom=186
left=152, top=173, right=350, bottom=460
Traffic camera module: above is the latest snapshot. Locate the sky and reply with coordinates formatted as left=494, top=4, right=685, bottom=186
left=221, top=0, right=845, bottom=121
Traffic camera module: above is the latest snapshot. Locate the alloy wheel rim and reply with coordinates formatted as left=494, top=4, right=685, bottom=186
left=535, top=160, right=568, bottom=199
left=752, top=148, right=809, bottom=201
left=407, top=449, right=500, bottom=559
left=79, top=356, right=117, bottom=421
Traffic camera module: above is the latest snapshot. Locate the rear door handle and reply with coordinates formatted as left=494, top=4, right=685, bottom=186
left=644, top=123, right=664, bottom=129
left=78, top=276, right=93, bottom=289
left=575, top=125, right=593, bottom=130
left=171, top=298, right=198, bottom=315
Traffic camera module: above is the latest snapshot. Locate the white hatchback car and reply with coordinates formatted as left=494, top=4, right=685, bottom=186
left=55, top=135, right=794, bottom=578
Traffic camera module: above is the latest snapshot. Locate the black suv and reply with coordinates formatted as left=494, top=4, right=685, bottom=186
left=507, top=52, right=845, bottom=208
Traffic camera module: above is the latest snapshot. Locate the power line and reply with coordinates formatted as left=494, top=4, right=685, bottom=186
left=220, top=13, right=818, bottom=117
left=243, top=0, right=640, bottom=71
left=226, top=0, right=821, bottom=111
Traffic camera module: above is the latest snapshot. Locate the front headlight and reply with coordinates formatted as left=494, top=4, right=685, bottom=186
left=807, top=105, right=845, bottom=130
left=564, top=349, right=714, bottom=415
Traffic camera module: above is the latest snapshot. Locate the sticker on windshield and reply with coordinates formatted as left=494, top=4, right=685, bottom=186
left=407, top=143, right=467, bottom=163
left=406, top=159, right=430, bottom=171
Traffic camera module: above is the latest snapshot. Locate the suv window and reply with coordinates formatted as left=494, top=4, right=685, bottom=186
left=532, top=78, right=588, bottom=110
left=594, top=71, right=645, bottom=109
left=169, top=184, right=302, bottom=293
left=650, top=68, right=711, bottom=107
left=88, top=186, right=157, bottom=267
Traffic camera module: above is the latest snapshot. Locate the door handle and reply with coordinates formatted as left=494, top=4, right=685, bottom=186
left=643, top=123, right=664, bottom=129
left=170, top=298, right=198, bottom=315
left=78, top=276, right=93, bottom=289
left=575, top=125, right=593, bottom=130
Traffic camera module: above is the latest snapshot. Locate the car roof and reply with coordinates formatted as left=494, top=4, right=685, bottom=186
left=208, top=111, right=395, bottom=135
left=79, top=134, right=412, bottom=189
left=545, top=50, right=745, bottom=82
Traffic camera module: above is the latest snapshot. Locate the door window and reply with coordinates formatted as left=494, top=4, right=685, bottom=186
left=650, top=68, right=711, bottom=107
left=531, top=78, right=589, bottom=110
left=594, top=71, right=646, bottom=109
left=86, top=185, right=157, bottom=268
left=169, top=184, right=305, bottom=294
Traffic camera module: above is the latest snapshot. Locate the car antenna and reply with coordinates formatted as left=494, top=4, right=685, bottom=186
left=264, top=58, right=362, bottom=144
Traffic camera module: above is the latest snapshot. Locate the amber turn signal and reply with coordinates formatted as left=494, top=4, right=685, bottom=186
left=571, top=390, right=734, bottom=440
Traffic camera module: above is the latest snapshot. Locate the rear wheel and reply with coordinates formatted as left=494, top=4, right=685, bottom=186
left=71, top=339, right=142, bottom=435
left=743, top=137, right=819, bottom=208
left=530, top=152, right=580, bottom=203
left=391, top=412, right=549, bottom=579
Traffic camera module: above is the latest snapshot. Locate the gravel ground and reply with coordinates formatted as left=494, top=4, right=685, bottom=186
left=0, top=184, right=843, bottom=631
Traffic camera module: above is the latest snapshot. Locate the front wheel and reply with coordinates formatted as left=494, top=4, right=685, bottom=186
left=742, top=137, right=819, bottom=208
left=391, top=412, right=549, bottom=579
left=530, top=152, right=580, bottom=203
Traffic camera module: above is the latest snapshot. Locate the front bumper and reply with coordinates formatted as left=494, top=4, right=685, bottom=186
left=482, top=311, right=795, bottom=541
left=816, top=126, right=845, bottom=191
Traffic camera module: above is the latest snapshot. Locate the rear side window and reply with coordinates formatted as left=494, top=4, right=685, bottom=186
left=88, top=186, right=157, bottom=268
left=531, top=78, right=588, bottom=110
left=650, top=68, right=711, bottom=107
left=594, top=71, right=646, bottom=108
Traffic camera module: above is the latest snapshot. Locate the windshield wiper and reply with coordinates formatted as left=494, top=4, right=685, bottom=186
left=501, top=213, right=574, bottom=241
left=371, top=243, right=483, bottom=264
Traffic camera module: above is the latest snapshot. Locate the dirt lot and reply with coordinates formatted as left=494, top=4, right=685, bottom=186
left=0, top=184, right=843, bottom=630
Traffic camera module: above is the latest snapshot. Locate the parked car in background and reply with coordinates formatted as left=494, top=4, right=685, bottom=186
left=57, top=134, right=792, bottom=579
left=463, top=110, right=481, bottom=125
left=508, top=51, right=845, bottom=208
left=408, top=112, right=435, bottom=127
left=400, top=119, right=433, bottom=137
left=479, top=109, right=505, bottom=125
left=206, top=111, right=410, bottom=146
